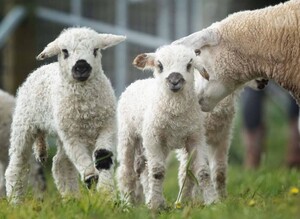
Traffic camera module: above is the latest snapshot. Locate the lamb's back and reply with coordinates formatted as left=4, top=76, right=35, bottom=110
left=13, top=63, right=59, bottom=132
left=118, top=78, right=154, bottom=131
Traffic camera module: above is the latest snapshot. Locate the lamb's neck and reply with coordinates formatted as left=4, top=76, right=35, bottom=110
left=154, top=86, right=198, bottom=114
left=58, top=74, right=104, bottom=94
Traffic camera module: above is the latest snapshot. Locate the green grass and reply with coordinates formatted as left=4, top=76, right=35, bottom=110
left=1, top=97, right=299, bottom=219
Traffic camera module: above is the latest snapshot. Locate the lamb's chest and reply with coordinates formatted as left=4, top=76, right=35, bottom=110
left=54, top=95, right=114, bottom=140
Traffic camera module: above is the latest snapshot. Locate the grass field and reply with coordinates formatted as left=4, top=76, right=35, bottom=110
left=0, top=98, right=299, bottom=219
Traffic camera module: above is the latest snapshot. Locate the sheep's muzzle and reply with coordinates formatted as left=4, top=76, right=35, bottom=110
left=166, top=72, right=185, bottom=92
left=72, top=59, right=92, bottom=81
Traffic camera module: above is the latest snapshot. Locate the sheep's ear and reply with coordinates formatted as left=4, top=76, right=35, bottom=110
left=132, top=53, right=155, bottom=70
left=99, top=34, right=126, bottom=50
left=172, top=26, right=220, bottom=49
left=36, top=40, right=60, bottom=60
left=194, top=56, right=210, bottom=80
left=198, top=67, right=210, bottom=81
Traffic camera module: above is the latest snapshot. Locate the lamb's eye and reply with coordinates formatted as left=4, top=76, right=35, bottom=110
left=187, top=59, right=193, bottom=71
left=195, top=49, right=201, bottom=56
left=93, top=48, right=99, bottom=57
left=62, top=49, right=69, bottom=59
left=157, top=61, right=163, bottom=73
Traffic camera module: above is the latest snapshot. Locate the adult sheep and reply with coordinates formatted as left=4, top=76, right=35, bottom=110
left=0, top=89, right=46, bottom=198
left=5, top=27, right=126, bottom=203
left=173, top=0, right=300, bottom=112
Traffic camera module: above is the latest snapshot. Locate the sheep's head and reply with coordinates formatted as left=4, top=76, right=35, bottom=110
left=172, top=28, right=270, bottom=111
left=172, top=25, right=237, bottom=111
left=172, top=25, right=221, bottom=80
left=36, top=27, right=126, bottom=82
left=133, top=45, right=197, bottom=93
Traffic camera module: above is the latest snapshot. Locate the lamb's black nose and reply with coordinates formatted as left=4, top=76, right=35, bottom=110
left=167, top=72, right=183, bottom=85
left=72, top=60, right=92, bottom=81
left=166, top=72, right=185, bottom=92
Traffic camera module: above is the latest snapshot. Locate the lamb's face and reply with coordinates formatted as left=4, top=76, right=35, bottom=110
left=36, top=27, right=126, bottom=83
left=57, top=30, right=101, bottom=82
left=133, top=45, right=196, bottom=93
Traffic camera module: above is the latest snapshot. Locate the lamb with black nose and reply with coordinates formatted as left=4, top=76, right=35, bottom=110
left=5, top=26, right=126, bottom=204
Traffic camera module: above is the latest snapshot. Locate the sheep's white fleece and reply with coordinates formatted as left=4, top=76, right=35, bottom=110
left=173, top=0, right=300, bottom=111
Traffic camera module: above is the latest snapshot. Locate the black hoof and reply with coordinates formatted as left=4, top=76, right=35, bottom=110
left=85, top=175, right=99, bottom=189
left=94, top=149, right=113, bottom=170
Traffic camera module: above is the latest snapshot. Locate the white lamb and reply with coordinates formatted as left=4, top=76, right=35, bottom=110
left=184, top=73, right=268, bottom=203
left=116, top=45, right=217, bottom=210
left=0, top=89, right=46, bottom=198
left=173, top=0, right=300, bottom=112
left=5, top=27, right=126, bottom=203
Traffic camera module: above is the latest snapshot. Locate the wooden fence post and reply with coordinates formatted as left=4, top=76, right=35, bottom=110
left=2, top=0, right=36, bottom=95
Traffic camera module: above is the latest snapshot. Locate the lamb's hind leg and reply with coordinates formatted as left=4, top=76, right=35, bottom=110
left=52, top=139, right=80, bottom=198
left=206, top=111, right=233, bottom=200
left=28, top=155, right=47, bottom=200
left=134, top=142, right=148, bottom=204
left=33, top=131, right=48, bottom=164
left=28, top=131, right=47, bottom=200
left=207, top=141, right=229, bottom=200
left=5, top=126, right=34, bottom=203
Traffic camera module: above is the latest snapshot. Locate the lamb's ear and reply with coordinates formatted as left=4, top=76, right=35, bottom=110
left=172, top=26, right=220, bottom=49
left=99, top=34, right=126, bottom=50
left=132, top=53, right=155, bottom=70
left=36, top=40, right=60, bottom=60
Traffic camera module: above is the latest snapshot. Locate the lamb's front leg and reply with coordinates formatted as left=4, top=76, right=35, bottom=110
left=144, top=136, right=167, bottom=210
left=93, top=122, right=116, bottom=195
left=52, top=139, right=80, bottom=197
left=60, top=137, right=97, bottom=189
